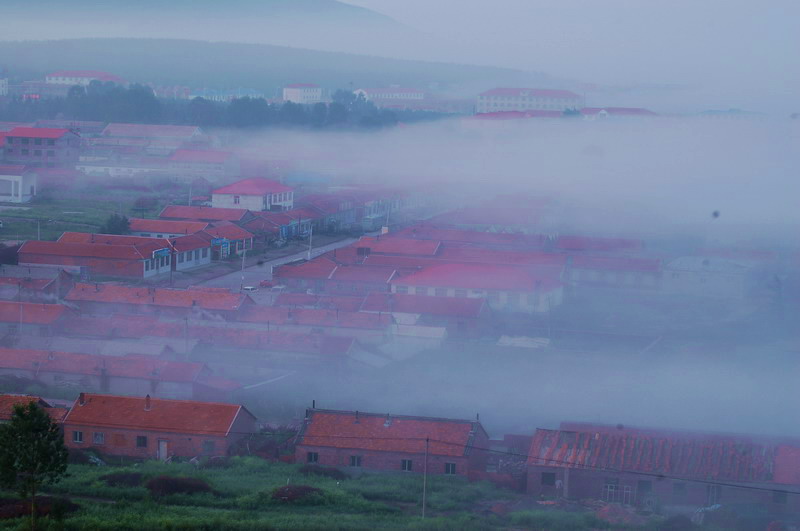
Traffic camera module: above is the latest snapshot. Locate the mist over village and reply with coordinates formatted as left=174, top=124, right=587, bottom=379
left=0, top=1, right=797, bottom=529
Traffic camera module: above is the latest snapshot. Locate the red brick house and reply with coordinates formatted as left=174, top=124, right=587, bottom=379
left=527, top=423, right=800, bottom=515
left=0, top=300, right=71, bottom=336
left=2, top=127, right=80, bottom=168
left=63, top=393, right=257, bottom=460
left=295, top=408, right=490, bottom=477
left=0, top=394, right=68, bottom=424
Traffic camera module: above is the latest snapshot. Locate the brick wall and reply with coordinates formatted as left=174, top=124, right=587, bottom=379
left=296, top=444, right=471, bottom=477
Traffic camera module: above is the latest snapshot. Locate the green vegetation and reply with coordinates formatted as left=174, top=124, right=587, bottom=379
left=0, top=402, right=69, bottom=529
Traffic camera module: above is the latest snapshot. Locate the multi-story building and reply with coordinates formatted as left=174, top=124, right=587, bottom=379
left=476, top=88, right=582, bottom=114
left=283, top=83, right=325, bottom=105
left=45, top=70, right=126, bottom=86
left=354, top=87, right=425, bottom=104
left=2, top=127, right=80, bottom=168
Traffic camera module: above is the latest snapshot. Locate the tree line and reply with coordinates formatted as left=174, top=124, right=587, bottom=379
left=0, top=82, right=448, bottom=129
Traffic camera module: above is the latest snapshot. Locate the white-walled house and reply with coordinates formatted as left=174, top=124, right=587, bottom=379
left=0, top=165, right=36, bottom=203
left=283, top=84, right=325, bottom=105
left=211, top=178, right=294, bottom=211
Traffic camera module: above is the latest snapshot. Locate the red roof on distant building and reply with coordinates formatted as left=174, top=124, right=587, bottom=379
left=392, top=263, right=561, bottom=292
left=19, top=240, right=151, bottom=261
left=129, top=218, right=209, bottom=235
left=169, top=149, right=234, bottom=164
left=528, top=424, right=800, bottom=485
left=159, top=205, right=250, bottom=222
left=362, top=292, right=486, bottom=318
left=357, top=237, right=441, bottom=257
left=47, top=70, right=125, bottom=83
left=0, top=394, right=66, bottom=423
left=329, top=265, right=397, bottom=284
left=65, top=283, right=250, bottom=311
left=203, top=222, right=254, bottom=242
left=298, top=409, right=485, bottom=457
left=64, top=393, right=247, bottom=437
left=7, top=127, right=72, bottom=139
left=480, top=88, right=580, bottom=99
left=213, top=178, right=293, bottom=196
left=238, top=306, right=391, bottom=330
left=0, top=301, right=68, bottom=324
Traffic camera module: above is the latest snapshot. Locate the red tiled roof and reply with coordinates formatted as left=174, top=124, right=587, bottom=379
left=0, top=165, right=30, bottom=176
left=357, top=237, right=441, bottom=257
left=64, top=393, right=246, bottom=437
left=213, top=178, right=293, bottom=196
left=19, top=240, right=150, bottom=261
left=571, top=255, right=661, bottom=273
left=438, top=246, right=566, bottom=268
left=47, top=70, right=125, bottom=83
left=102, top=123, right=200, bottom=139
left=329, top=265, right=397, bottom=284
left=396, top=225, right=545, bottom=249
left=528, top=426, right=800, bottom=484
left=556, top=236, right=643, bottom=252
left=239, top=306, right=391, bottom=330
left=0, top=301, right=68, bottom=324
left=392, top=263, right=561, bottom=292
left=273, top=257, right=338, bottom=280
left=7, top=127, right=72, bottom=139
left=129, top=218, right=209, bottom=235
left=169, top=149, right=233, bottom=164
left=159, top=205, right=249, bottom=222
left=299, top=409, right=484, bottom=457
left=204, top=222, right=254, bottom=242
left=0, top=348, right=207, bottom=383
left=66, top=283, right=249, bottom=311
left=0, top=394, right=51, bottom=421
left=361, top=292, right=485, bottom=318
left=0, top=277, right=51, bottom=290
left=480, top=88, right=581, bottom=99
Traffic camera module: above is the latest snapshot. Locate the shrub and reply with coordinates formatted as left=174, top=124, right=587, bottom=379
left=99, top=472, right=143, bottom=488
left=200, top=456, right=233, bottom=469
left=145, top=476, right=213, bottom=498
left=0, top=496, right=79, bottom=520
left=271, top=485, right=324, bottom=505
left=509, top=510, right=610, bottom=530
left=298, top=464, right=349, bottom=481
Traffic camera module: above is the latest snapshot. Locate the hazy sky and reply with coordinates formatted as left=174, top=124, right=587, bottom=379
left=344, top=0, right=799, bottom=105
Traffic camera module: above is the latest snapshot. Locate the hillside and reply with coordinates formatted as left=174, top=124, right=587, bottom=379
left=0, top=39, right=539, bottom=96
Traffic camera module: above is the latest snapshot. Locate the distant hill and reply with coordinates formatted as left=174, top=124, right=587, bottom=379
left=0, top=39, right=540, bottom=96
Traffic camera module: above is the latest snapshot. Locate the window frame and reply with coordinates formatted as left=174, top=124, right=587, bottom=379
left=136, top=435, right=148, bottom=448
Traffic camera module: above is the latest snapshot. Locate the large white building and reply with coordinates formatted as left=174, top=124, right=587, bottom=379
left=354, top=87, right=425, bottom=103
left=45, top=70, right=127, bottom=86
left=476, top=88, right=582, bottom=114
left=0, top=165, right=37, bottom=203
left=212, top=178, right=294, bottom=211
left=282, top=84, right=325, bottom=105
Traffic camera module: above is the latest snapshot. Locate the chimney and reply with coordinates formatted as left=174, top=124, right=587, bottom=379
left=48, top=351, right=55, bottom=361
left=144, top=394, right=152, bottom=411
left=354, top=410, right=359, bottom=424
left=384, top=413, right=392, bottom=427
left=78, top=392, right=85, bottom=406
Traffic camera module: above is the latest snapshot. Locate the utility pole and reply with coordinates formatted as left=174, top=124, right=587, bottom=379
left=36, top=219, right=40, bottom=240
left=422, top=437, right=429, bottom=519
left=239, top=247, right=247, bottom=292
left=307, top=225, right=313, bottom=260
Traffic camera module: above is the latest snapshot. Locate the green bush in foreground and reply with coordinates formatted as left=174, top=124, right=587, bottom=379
left=509, top=510, right=612, bottom=530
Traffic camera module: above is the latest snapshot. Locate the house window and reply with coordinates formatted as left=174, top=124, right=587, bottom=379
left=21, top=149, right=29, bottom=155
left=201, top=247, right=208, bottom=258
left=47, top=139, right=55, bottom=146
left=46, top=150, right=55, bottom=157
left=194, top=249, right=199, bottom=260
left=93, top=432, right=105, bottom=444
left=21, top=138, right=29, bottom=145
left=773, top=490, right=788, bottom=504
left=202, top=440, right=215, bottom=454
left=395, top=286, right=408, bottom=294
left=233, top=195, right=240, bottom=205
left=414, top=287, right=428, bottom=295
left=454, top=289, right=467, bottom=298
left=401, top=459, right=413, bottom=472
left=444, top=463, right=457, bottom=475
left=136, top=435, right=148, bottom=448
left=349, top=455, right=362, bottom=467
left=145, top=260, right=150, bottom=271
left=34, top=150, right=42, bottom=156
left=672, top=482, right=686, bottom=497
left=178, top=253, right=184, bottom=264
left=541, top=472, right=556, bottom=486
left=72, top=431, right=83, bottom=443
left=434, top=288, right=447, bottom=297
left=638, top=480, right=652, bottom=495
left=307, top=452, right=319, bottom=463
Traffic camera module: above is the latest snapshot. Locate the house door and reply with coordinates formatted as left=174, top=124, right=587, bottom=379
left=158, top=440, right=169, bottom=461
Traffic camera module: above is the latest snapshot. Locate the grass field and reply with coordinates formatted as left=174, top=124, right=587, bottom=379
left=0, top=457, right=640, bottom=530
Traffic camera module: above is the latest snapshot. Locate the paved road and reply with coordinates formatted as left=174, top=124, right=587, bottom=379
left=198, top=237, right=358, bottom=292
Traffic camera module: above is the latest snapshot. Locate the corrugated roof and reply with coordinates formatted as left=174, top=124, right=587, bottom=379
left=7, top=127, right=72, bottom=139
left=0, top=301, right=67, bottom=324
left=19, top=240, right=148, bottom=260
left=64, top=393, right=245, bottom=437
left=238, top=306, right=391, bottom=330
left=203, top=221, right=254, bottom=242
left=159, top=205, right=250, bottom=222
left=298, top=409, right=483, bottom=457
left=213, top=178, right=293, bottom=196
left=65, top=283, right=249, bottom=311
left=129, top=218, right=209, bottom=235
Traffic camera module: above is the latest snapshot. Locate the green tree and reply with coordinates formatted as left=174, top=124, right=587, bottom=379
left=100, top=213, right=130, bottom=235
left=0, top=402, right=68, bottom=529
